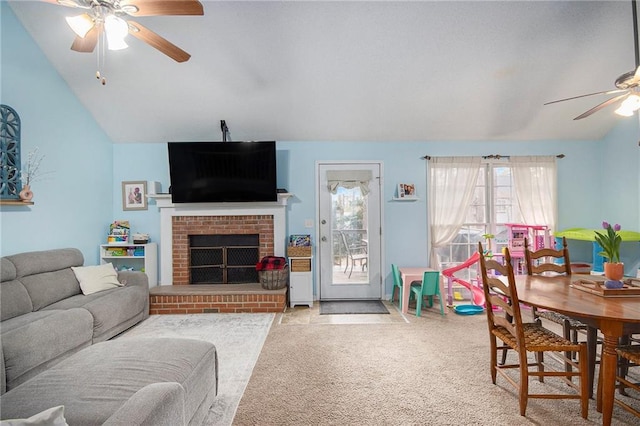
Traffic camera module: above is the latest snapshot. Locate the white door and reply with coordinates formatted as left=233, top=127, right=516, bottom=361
left=318, top=163, right=382, bottom=300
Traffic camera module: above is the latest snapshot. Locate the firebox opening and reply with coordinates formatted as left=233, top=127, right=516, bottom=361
left=189, top=234, right=259, bottom=284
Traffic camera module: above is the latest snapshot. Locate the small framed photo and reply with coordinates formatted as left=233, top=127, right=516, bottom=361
left=398, top=183, right=416, bottom=198
left=122, top=181, right=147, bottom=211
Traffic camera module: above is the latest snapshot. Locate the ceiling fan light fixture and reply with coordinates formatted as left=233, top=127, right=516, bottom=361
left=104, top=15, right=129, bottom=50
left=65, top=14, right=94, bottom=38
left=614, top=94, right=640, bottom=117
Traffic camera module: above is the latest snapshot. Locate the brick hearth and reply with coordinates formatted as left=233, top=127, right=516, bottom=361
left=149, top=284, right=287, bottom=314
left=148, top=194, right=292, bottom=314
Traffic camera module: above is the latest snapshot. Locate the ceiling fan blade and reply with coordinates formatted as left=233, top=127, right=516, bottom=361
left=633, top=65, right=640, bottom=83
left=70, top=23, right=100, bottom=53
left=544, top=89, right=627, bottom=106
left=573, top=93, right=630, bottom=120
left=128, top=21, right=191, bottom=62
left=41, top=0, right=88, bottom=9
left=121, top=0, right=204, bottom=16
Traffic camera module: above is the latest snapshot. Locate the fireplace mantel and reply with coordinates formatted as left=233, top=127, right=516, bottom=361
left=149, top=193, right=293, bottom=285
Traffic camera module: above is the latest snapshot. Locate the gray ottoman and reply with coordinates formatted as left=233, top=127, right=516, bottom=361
left=0, top=337, right=218, bottom=426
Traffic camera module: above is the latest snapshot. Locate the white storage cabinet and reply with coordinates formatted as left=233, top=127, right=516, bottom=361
left=289, top=256, right=313, bottom=308
left=100, top=243, right=158, bottom=287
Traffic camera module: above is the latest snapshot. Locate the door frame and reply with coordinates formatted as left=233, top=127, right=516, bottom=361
left=315, top=160, right=385, bottom=301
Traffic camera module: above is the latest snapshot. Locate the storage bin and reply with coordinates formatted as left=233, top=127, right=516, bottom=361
left=287, top=246, right=312, bottom=257
left=290, top=258, right=311, bottom=272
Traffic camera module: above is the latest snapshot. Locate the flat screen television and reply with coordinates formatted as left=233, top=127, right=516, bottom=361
left=167, top=141, right=277, bottom=203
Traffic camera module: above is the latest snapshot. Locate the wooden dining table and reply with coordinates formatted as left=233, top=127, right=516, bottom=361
left=512, top=274, right=640, bottom=426
left=398, top=267, right=438, bottom=314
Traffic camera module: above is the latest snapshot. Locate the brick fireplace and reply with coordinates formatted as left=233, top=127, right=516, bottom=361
left=148, top=194, right=292, bottom=314
left=172, top=215, right=274, bottom=285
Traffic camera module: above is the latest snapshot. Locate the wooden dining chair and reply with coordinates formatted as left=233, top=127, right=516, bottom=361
left=524, top=237, right=599, bottom=396
left=478, top=242, right=589, bottom=419
left=612, top=345, right=640, bottom=418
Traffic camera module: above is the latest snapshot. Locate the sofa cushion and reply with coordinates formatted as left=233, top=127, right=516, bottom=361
left=0, top=280, right=33, bottom=321
left=71, top=263, right=123, bottom=295
left=6, top=249, right=83, bottom=278
left=18, top=269, right=81, bottom=311
left=1, top=258, right=16, bottom=282
left=1, top=309, right=93, bottom=391
left=7, top=249, right=84, bottom=311
left=0, top=338, right=218, bottom=426
left=43, top=285, right=148, bottom=342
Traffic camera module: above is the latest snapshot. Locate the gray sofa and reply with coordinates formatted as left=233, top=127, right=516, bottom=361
left=0, top=248, right=218, bottom=425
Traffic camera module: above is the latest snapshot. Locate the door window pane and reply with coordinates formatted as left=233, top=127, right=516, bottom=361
left=332, top=187, right=368, bottom=284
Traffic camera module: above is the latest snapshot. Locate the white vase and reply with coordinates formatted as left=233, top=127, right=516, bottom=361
left=19, top=184, right=33, bottom=202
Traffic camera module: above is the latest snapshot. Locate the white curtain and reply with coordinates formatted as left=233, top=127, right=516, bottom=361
left=428, top=157, right=482, bottom=268
left=326, top=170, right=372, bottom=195
left=511, top=156, right=557, bottom=233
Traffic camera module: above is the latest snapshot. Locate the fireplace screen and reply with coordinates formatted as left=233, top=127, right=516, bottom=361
left=189, top=234, right=259, bottom=284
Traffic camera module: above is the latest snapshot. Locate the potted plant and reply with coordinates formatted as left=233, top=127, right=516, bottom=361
left=594, top=221, right=624, bottom=281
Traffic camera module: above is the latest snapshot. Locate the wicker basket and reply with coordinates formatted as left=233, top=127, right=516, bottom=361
left=290, top=258, right=311, bottom=272
left=287, top=246, right=312, bottom=257
left=258, top=267, right=289, bottom=290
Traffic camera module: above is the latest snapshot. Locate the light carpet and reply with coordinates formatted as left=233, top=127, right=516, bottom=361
left=118, top=313, right=274, bottom=426
left=234, top=309, right=639, bottom=425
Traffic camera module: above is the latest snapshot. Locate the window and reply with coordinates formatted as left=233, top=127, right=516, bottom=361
left=436, top=161, right=524, bottom=280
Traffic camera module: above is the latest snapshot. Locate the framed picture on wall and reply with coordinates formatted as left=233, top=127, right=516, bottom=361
left=122, top=181, right=147, bottom=211
left=398, top=183, right=416, bottom=198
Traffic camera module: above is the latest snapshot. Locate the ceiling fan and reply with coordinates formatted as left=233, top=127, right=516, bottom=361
left=545, top=0, right=640, bottom=120
left=43, top=0, right=204, bottom=63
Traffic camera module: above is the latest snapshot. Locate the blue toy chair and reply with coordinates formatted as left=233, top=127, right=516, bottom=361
left=410, top=270, right=445, bottom=317
left=391, top=264, right=419, bottom=310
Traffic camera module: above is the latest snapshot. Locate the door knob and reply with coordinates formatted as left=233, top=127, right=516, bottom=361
left=321, top=220, right=327, bottom=224
left=321, top=236, right=327, bottom=242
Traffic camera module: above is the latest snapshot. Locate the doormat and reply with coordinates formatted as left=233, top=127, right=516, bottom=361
left=319, top=300, right=389, bottom=315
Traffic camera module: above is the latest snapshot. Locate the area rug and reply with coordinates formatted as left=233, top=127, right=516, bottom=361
left=319, top=300, right=389, bottom=315
left=117, top=313, right=274, bottom=426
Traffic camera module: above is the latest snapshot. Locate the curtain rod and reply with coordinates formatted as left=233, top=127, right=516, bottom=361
left=421, top=154, right=565, bottom=160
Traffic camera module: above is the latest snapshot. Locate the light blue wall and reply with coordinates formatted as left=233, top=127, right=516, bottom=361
left=0, top=3, right=114, bottom=262
left=114, top=137, right=638, bottom=295
left=3, top=1, right=639, bottom=291
left=600, top=118, right=640, bottom=274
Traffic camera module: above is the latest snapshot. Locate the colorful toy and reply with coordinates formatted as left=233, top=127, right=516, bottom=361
left=504, top=223, right=551, bottom=274
left=554, top=227, right=640, bottom=273
left=442, top=252, right=484, bottom=306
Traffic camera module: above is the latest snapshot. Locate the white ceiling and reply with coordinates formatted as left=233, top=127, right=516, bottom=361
left=8, top=0, right=640, bottom=143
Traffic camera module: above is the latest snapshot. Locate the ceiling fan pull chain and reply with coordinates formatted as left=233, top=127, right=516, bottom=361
left=96, top=30, right=106, bottom=85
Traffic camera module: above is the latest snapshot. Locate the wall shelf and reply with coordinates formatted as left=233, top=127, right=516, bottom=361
left=100, top=243, right=158, bottom=287
left=391, top=197, right=419, bottom=201
left=0, top=200, right=33, bottom=206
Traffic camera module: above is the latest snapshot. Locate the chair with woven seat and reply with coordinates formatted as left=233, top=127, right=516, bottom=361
left=524, top=237, right=580, bottom=336
left=610, top=345, right=640, bottom=418
left=410, top=270, right=445, bottom=317
left=390, top=264, right=419, bottom=310
left=524, top=236, right=599, bottom=396
left=478, top=242, right=589, bottom=419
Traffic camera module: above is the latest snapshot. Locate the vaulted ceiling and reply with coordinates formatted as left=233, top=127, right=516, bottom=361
left=7, top=0, right=640, bottom=143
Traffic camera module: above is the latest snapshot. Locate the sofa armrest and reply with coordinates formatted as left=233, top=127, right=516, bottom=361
left=102, top=382, right=186, bottom=426
left=117, top=271, right=149, bottom=290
